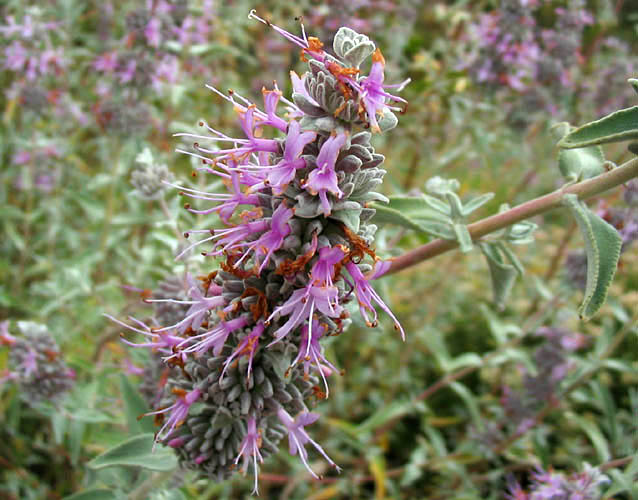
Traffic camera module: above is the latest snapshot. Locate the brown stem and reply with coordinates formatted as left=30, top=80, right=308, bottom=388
left=383, top=158, right=638, bottom=277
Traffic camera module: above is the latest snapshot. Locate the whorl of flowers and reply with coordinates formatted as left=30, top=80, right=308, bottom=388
left=0, top=321, right=75, bottom=404
left=507, top=463, right=610, bottom=500
left=108, top=16, right=408, bottom=491
left=462, top=0, right=592, bottom=121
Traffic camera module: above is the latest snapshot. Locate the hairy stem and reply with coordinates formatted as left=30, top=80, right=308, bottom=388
left=384, top=157, right=638, bottom=276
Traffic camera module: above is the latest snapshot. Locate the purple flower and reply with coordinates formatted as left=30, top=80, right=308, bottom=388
left=177, top=316, right=249, bottom=357
left=146, top=274, right=224, bottom=334
left=94, top=52, right=118, bottom=72
left=144, top=17, right=162, bottom=47
left=174, top=171, right=260, bottom=224
left=303, top=132, right=347, bottom=216
left=292, top=319, right=339, bottom=397
left=234, top=417, right=264, bottom=494
left=5, top=41, right=27, bottom=71
left=146, top=388, right=201, bottom=446
left=345, top=261, right=404, bottom=339
left=105, top=314, right=184, bottom=358
left=221, top=322, right=264, bottom=382
left=277, top=408, right=340, bottom=478
left=267, top=246, right=345, bottom=345
left=354, top=49, right=408, bottom=133
left=251, top=203, right=295, bottom=273
left=178, top=105, right=279, bottom=165
left=249, top=10, right=326, bottom=63
left=261, top=120, right=316, bottom=195
left=257, top=87, right=289, bottom=132
left=118, top=59, right=137, bottom=84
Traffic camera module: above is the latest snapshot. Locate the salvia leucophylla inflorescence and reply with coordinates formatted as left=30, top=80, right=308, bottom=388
left=0, top=320, right=75, bottom=405
left=107, top=13, right=409, bottom=493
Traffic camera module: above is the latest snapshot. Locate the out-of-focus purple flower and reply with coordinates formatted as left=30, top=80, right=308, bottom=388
left=94, top=52, right=118, bottom=72
left=152, top=55, right=180, bottom=91
left=144, top=17, right=162, bottom=47
left=118, top=59, right=137, bottom=84
left=5, top=41, right=28, bottom=70
left=123, top=358, right=145, bottom=376
left=277, top=408, right=340, bottom=478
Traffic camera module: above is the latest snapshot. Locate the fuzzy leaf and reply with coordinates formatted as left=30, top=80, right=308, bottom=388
left=563, top=194, right=622, bottom=320
left=330, top=207, right=362, bottom=233
left=87, top=434, right=178, bottom=472
left=479, top=242, right=518, bottom=309
left=370, top=194, right=449, bottom=233
left=558, top=106, right=638, bottom=148
left=553, top=122, right=606, bottom=181
left=119, top=374, right=155, bottom=435
left=452, top=223, right=473, bottom=253
left=63, top=489, right=120, bottom=500
left=461, top=192, right=495, bottom=216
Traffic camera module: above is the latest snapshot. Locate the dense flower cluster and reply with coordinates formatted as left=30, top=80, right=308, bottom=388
left=0, top=320, right=75, bottom=404
left=500, top=326, right=586, bottom=434
left=109, top=17, right=407, bottom=491
left=507, top=463, right=610, bottom=500
left=462, top=0, right=593, bottom=124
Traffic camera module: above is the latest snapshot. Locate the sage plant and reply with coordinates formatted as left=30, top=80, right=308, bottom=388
left=109, top=16, right=408, bottom=491
left=0, top=321, right=75, bottom=405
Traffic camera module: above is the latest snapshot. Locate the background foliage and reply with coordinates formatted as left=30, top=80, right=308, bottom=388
left=1, top=0, right=637, bottom=498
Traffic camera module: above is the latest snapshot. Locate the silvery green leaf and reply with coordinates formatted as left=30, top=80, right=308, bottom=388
left=421, top=193, right=451, bottom=215
left=562, top=194, right=622, bottom=321
left=386, top=195, right=448, bottom=221
left=506, top=219, right=538, bottom=244
left=135, top=147, right=154, bottom=166
left=293, top=192, right=324, bottom=218
left=453, top=223, right=473, bottom=253
left=333, top=27, right=375, bottom=67
left=87, top=434, right=177, bottom=471
left=351, top=131, right=372, bottom=145
left=265, top=351, right=292, bottom=381
left=629, top=78, right=638, bottom=94
left=63, top=489, right=120, bottom=500
left=461, top=193, right=494, bottom=216
left=417, top=220, right=455, bottom=239
left=445, top=192, right=465, bottom=219
left=480, top=242, right=518, bottom=309
left=292, top=92, right=325, bottom=117
left=370, top=204, right=427, bottom=232
left=336, top=154, right=363, bottom=173
left=496, top=241, right=525, bottom=275
left=352, top=191, right=389, bottom=204
left=553, top=122, right=606, bottom=181
left=425, top=176, right=460, bottom=195
left=362, top=153, right=385, bottom=169
left=558, top=106, right=638, bottom=148
left=343, top=42, right=376, bottom=68
left=330, top=207, right=362, bottom=232
left=377, top=108, right=398, bottom=133
left=347, top=143, right=373, bottom=163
